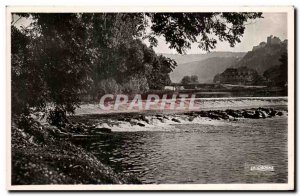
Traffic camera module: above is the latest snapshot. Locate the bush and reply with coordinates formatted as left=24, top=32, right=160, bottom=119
left=97, top=78, right=122, bottom=96
left=47, top=108, right=69, bottom=128
left=122, top=75, right=149, bottom=94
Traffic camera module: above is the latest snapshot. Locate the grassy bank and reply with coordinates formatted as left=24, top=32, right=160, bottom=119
left=11, top=116, right=141, bottom=185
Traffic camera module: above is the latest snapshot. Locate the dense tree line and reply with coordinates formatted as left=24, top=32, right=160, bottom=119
left=263, top=52, right=288, bottom=86
left=181, top=75, right=199, bottom=84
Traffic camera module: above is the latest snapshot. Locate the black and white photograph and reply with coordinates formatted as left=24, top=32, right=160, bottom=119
left=7, top=6, right=294, bottom=190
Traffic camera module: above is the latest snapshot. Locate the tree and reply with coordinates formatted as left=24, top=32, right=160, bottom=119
left=147, top=55, right=177, bottom=90
left=77, top=14, right=176, bottom=96
left=278, top=52, right=288, bottom=86
left=12, top=14, right=92, bottom=118
left=190, top=75, right=199, bottom=83
left=181, top=76, right=191, bottom=85
left=181, top=75, right=199, bottom=85
left=263, top=52, right=287, bottom=87
left=145, top=12, right=263, bottom=53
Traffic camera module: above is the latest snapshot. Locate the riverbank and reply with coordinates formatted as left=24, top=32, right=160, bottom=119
left=11, top=116, right=141, bottom=185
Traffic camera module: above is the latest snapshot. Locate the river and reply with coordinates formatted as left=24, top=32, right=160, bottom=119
left=75, top=115, right=288, bottom=184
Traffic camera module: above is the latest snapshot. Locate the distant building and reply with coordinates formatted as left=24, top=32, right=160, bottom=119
left=252, top=42, right=267, bottom=51
left=252, top=35, right=284, bottom=51
left=267, top=35, right=281, bottom=45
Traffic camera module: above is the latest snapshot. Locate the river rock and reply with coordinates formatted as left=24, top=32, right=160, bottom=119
left=139, top=115, right=150, bottom=124
left=171, top=118, right=181, bottom=123
left=199, top=111, right=209, bottom=117
left=118, top=117, right=126, bottom=121
left=129, top=119, right=138, bottom=125
left=226, top=109, right=243, bottom=118
left=155, top=114, right=163, bottom=118
left=207, top=112, right=221, bottom=120
left=253, top=111, right=261, bottom=119
left=155, top=117, right=165, bottom=123
left=219, top=112, right=229, bottom=120
left=184, top=112, right=196, bottom=116
left=269, top=110, right=277, bottom=117
left=259, top=110, right=268, bottom=118
left=124, top=118, right=131, bottom=122
left=163, top=115, right=169, bottom=120
left=137, top=122, right=146, bottom=127
left=227, top=115, right=235, bottom=121
left=277, top=111, right=283, bottom=116
left=242, top=110, right=255, bottom=118
left=188, top=116, right=195, bottom=121
left=258, top=107, right=271, bottom=114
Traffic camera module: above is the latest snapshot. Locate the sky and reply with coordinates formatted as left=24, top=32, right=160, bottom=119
left=151, top=12, right=287, bottom=54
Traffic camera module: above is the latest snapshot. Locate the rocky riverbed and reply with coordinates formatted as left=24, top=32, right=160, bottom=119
left=66, top=107, right=287, bottom=135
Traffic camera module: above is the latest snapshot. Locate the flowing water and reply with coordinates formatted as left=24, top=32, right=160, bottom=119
left=76, top=115, right=288, bottom=184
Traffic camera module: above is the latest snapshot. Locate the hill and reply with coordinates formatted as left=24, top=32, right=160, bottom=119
left=231, top=35, right=287, bottom=75
left=164, top=51, right=245, bottom=65
left=165, top=52, right=245, bottom=83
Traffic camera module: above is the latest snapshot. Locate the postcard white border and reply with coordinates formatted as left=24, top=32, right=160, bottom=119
left=6, top=6, right=295, bottom=191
